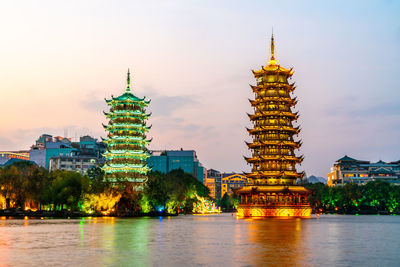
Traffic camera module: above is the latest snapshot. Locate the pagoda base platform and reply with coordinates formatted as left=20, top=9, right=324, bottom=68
left=237, top=204, right=311, bottom=218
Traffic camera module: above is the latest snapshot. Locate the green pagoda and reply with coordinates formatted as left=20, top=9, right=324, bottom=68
left=102, top=70, right=151, bottom=189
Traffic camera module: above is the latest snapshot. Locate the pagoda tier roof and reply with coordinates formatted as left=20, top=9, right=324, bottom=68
left=248, top=111, right=298, bottom=120
left=249, top=97, right=297, bottom=107
left=236, top=185, right=310, bottom=194
left=245, top=155, right=304, bottom=163
left=103, top=150, right=150, bottom=156
left=104, top=111, right=151, bottom=118
left=103, top=123, right=151, bottom=130
left=104, top=168, right=148, bottom=174
left=104, top=155, right=149, bottom=160
left=252, top=64, right=293, bottom=77
left=103, top=136, right=147, bottom=142
left=104, top=141, right=150, bottom=147
left=247, top=170, right=303, bottom=178
left=247, top=125, right=300, bottom=134
left=104, top=135, right=146, bottom=140
left=250, top=83, right=294, bottom=92
left=105, top=92, right=150, bottom=104
left=104, top=163, right=148, bottom=168
left=246, top=140, right=301, bottom=149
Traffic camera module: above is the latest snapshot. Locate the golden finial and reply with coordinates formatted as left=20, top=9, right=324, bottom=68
left=271, top=29, right=275, bottom=60
left=268, top=30, right=278, bottom=65
left=126, top=68, right=131, bottom=92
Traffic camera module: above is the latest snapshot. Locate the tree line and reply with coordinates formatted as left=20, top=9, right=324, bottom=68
left=305, top=182, right=400, bottom=214
left=0, top=161, right=210, bottom=216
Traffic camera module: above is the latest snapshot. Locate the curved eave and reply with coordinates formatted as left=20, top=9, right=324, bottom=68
left=248, top=126, right=300, bottom=134
left=236, top=185, right=310, bottom=194
left=252, top=65, right=293, bottom=77
left=247, top=140, right=301, bottom=149
left=104, top=123, right=149, bottom=129
left=104, top=163, right=148, bottom=168
left=250, top=97, right=297, bottom=107
left=246, top=155, right=303, bottom=163
left=249, top=111, right=298, bottom=120
left=247, top=171, right=303, bottom=178
left=103, top=153, right=150, bottom=159
left=104, top=150, right=151, bottom=155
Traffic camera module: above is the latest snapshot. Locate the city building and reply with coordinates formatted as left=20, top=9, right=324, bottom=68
left=203, top=170, right=251, bottom=199
left=49, top=155, right=98, bottom=174
left=29, top=134, right=106, bottom=173
left=205, top=169, right=222, bottom=199
left=203, top=177, right=216, bottom=199
left=236, top=34, right=311, bottom=218
left=29, top=134, right=77, bottom=169
left=102, top=70, right=151, bottom=188
left=221, top=173, right=251, bottom=198
left=327, top=155, right=400, bottom=186
left=78, top=135, right=107, bottom=159
left=148, top=149, right=206, bottom=182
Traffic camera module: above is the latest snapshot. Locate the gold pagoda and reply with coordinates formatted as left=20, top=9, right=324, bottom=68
left=236, top=34, right=311, bottom=218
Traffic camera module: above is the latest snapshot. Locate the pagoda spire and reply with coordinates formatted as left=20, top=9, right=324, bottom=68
left=268, top=31, right=278, bottom=65
left=270, top=30, right=275, bottom=60
left=126, top=68, right=131, bottom=92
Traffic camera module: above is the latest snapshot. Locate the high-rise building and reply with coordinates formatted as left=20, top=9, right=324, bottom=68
left=206, top=169, right=222, bottom=199
left=147, top=149, right=205, bottom=182
left=236, top=34, right=311, bottom=217
left=102, top=70, right=151, bottom=189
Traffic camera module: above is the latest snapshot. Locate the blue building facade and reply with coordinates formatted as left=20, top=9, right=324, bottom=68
left=29, top=134, right=105, bottom=170
left=147, top=150, right=205, bottom=182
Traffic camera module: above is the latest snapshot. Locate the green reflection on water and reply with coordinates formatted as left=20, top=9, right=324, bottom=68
left=101, top=217, right=151, bottom=267
left=79, top=218, right=85, bottom=245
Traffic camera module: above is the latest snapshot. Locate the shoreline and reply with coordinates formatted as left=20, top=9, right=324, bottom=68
left=1, top=209, right=398, bottom=219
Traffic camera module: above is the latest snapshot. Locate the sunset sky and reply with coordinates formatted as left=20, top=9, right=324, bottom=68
left=1, top=1, right=399, bottom=176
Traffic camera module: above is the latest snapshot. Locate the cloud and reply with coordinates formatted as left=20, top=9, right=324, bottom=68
left=145, top=90, right=197, bottom=117
left=324, top=98, right=400, bottom=119
left=79, top=89, right=197, bottom=118
left=80, top=91, right=108, bottom=112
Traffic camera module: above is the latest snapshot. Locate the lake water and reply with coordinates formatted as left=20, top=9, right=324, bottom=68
left=0, top=214, right=399, bottom=267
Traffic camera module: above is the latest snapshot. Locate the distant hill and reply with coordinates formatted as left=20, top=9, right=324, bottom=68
left=306, top=175, right=326, bottom=184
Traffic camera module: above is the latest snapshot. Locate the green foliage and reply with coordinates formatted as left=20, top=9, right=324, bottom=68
left=142, top=169, right=211, bottom=214
left=0, top=162, right=90, bottom=211
left=218, top=193, right=240, bottom=211
left=0, top=162, right=213, bottom=215
left=305, top=181, right=400, bottom=214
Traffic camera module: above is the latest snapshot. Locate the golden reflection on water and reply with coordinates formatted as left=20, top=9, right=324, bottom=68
left=1, top=215, right=399, bottom=266
left=243, top=218, right=309, bottom=266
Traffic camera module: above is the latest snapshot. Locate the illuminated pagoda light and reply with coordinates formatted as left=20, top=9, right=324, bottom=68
left=236, top=34, right=312, bottom=218
left=102, top=69, right=151, bottom=190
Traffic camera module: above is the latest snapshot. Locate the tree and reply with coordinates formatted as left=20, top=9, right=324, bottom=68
left=0, top=165, right=21, bottom=208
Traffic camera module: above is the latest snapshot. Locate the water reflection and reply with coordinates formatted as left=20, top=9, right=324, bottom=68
left=244, top=218, right=308, bottom=266
left=0, top=215, right=399, bottom=266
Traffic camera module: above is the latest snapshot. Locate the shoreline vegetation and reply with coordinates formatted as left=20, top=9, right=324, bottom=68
left=0, top=161, right=218, bottom=218
left=1, top=161, right=399, bottom=218
left=304, top=182, right=400, bottom=215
